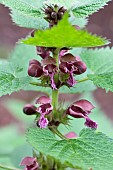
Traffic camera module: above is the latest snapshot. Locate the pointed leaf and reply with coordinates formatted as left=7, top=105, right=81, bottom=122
left=0, top=0, right=47, bottom=29
left=27, top=128, right=113, bottom=170
left=0, top=72, right=30, bottom=96
left=10, top=10, right=48, bottom=29
left=73, top=0, right=111, bottom=17
left=81, top=47, right=113, bottom=92
left=23, top=13, right=108, bottom=48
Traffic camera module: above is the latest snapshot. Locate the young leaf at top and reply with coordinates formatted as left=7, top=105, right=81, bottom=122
left=22, top=13, right=109, bottom=48
left=81, top=47, right=113, bottom=92
left=0, top=0, right=48, bottom=29
left=72, top=0, right=111, bottom=17
left=27, top=127, right=113, bottom=170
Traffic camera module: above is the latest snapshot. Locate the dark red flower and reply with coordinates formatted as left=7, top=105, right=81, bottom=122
left=23, top=104, right=36, bottom=115
left=66, top=100, right=97, bottom=129
left=36, top=96, right=53, bottom=128
left=28, top=59, right=43, bottom=77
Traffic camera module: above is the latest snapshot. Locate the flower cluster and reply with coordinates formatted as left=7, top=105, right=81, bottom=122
left=23, top=96, right=53, bottom=128
left=44, top=5, right=67, bottom=27
left=28, top=49, right=86, bottom=89
left=66, top=99, right=98, bottom=129
left=23, top=96, right=97, bottom=129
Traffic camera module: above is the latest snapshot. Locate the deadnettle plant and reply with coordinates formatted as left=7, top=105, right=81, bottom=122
left=1, top=0, right=113, bottom=170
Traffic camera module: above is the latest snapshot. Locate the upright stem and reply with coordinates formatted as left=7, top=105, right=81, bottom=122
left=52, top=48, right=60, bottom=110
left=52, top=89, right=59, bottom=109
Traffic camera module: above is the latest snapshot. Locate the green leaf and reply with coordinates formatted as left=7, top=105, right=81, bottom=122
left=23, top=13, right=108, bottom=48
left=0, top=44, right=51, bottom=96
left=0, top=72, right=30, bottom=96
left=69, top=17, right=88, bottom=28
left=0, top=0, right=46, bottom=13
left=72, top=0, right=111, bottom=17
left=0, top=0, right=48, bottom=29
left=10, top=10, right=48, bottom=29
left=27, top=128, right=113, bottom=170
left=88, top=72, right=113, bottom=92
left=0, top=164, right=21, bottom=170
left=46, top=0, right=111, bottom=10
left=81, top=47, right=113, bottom=92
left=0, top=0, right=41, bottom=16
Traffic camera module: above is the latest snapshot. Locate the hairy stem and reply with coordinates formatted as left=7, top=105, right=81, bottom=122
left=52, top=89, right=59, bottom=109
left=52, top=48, right=60, bottom=109
left=50, top=127, right=67, bottom=140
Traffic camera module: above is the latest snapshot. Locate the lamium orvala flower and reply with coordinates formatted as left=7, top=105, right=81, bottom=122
left=36, top=96, right=53, bottom=128
left=20, top=156, right=39, bottom=170
left=66, top=99, right=98, bottom=129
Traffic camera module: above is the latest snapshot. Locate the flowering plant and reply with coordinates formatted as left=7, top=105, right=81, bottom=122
left=0, top=0, right=113, bottom=170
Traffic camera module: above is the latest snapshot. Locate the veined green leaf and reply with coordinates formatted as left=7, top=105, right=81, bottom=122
left=22, top=13, right=108, bottom=48
left=73, top=0, right=111, bottom=17
left=0, top=72, right=30, bottom=96
left=10, top=10, right=48, bottom=29
left=27, top=128, right=113, bottom=170
left=0, top=0, right=47, bottom=29
left=81, top=47, right=113, bottom=92
left=45, top=0, right=111, bottom=9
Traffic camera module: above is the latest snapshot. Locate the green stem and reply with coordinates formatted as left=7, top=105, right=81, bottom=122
left=0, top=164, right=20, bottom=170
left=77, top=77, right=89, bottom=83
left=30, top=82, right=49, bottom=87
left=50, top=127, right=67, bottom=140
left=52, top=89, right=59, bottom=109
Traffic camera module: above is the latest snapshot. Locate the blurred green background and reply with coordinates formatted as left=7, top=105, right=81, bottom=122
left=0, top=2, right=113, bottom=169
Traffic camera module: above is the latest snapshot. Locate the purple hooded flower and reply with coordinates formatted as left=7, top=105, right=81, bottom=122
left=42, top=57, right=58, bottom=90
left=59, top=53, right=87, bottom=87
left=36, top=103, right=53, bottom=115
left=23, top=104, right=36, bottom=115
left=28, top=59, right=43, bottom=77
left=36, top=96, right=53, bottom=128
left=66, top=99, right=97, bottom=129
left=36, top=96, right=51, bottom=104
left=36, top=46, right=50, bottom=59
left=20, top=156, right=39, bottom=170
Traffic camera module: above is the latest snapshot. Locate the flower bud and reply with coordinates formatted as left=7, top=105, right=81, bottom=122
left=51, top=12, right=57, bottom=19
left=28, top=60, right=43, bottom=77
left=29, top=59, right=41, bottom=66
left=23, top=104, right=36, bottom=115
left=73, top=61, right=87, bottom=75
